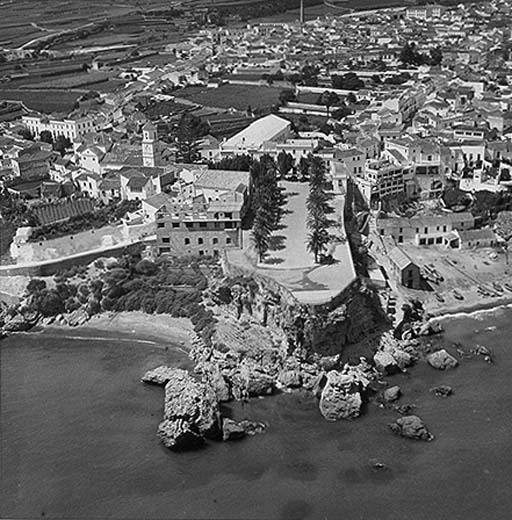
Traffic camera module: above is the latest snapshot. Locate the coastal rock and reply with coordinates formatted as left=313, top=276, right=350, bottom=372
left=427, top=349, right=458, bottom=370
left=389, top=415, right=433, bottom=441
left=157, top=419, right=204, bottom=451
left=278, top=369, right=302, bottom=389
left=238, top=420, right=266, bottom=436
left=232, top=362, right=275, bottom=398
left=2, top=314, right=33, bottom=332
left=374, top=351, right=399, bottom=375
left=222, top=418, right=246, bottom=441
left=162, top=368, right=220, bottom=440
left=201, top=363, right=231, bottom=402
left=395, top=404, right=416, bottom=415
left=430, top=385, right=453, bottom=397
left=319, top=370, right=363, bottom=421
left=141, top=366, right=175, bottom=386
left=383, top=385, right=401, bottom=402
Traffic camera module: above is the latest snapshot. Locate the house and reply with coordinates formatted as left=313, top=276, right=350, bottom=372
left=98, top=174, right=121, bottom=204
left=456, top=228, right=497, bottom=249
left=388, top=246, right=421, bottom=290
left=75, top=171, right=102, bottom=199
left=376, top=212, right=475, bottom=246
left=11, top=146, right=56, bottom=180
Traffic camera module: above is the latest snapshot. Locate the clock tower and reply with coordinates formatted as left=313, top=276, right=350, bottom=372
left=142, top=121, right=159, bottom=167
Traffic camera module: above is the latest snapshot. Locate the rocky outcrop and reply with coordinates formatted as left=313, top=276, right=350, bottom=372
left=430, top=385, right=453, bottom=397
left=231, top=360, right=275, bottom=398
left=222, top=418, right=247, bottom=441
left=383, top=385, right=401, bottom=402
left=389, top=415, right=433, bottom=441
left=427, top=349, right=458, bottom=370
left=158, top=368, right=220, bottom=450
left=319, top=361, right=374, bottom=421
left=2, top=313, right=35, bottom=332
left=157, top=419, right=204, bottom=451
left=141, top=365, right=176, bottom=386
left=418, top=320, right=443, bottom=336
left=373, top=333, right=413, bottom=375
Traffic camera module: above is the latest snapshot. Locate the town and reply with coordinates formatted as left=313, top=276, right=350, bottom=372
left=2, top=1, right=512, bottom=516
left=1, top=0, right=512, bottom=317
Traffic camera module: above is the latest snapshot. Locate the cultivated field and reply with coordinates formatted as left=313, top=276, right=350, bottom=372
left=176, top=84, right=282, bottom=112
left=0, top=89, right=81, bottom=113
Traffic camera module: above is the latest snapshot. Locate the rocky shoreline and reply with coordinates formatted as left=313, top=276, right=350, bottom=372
left=1, top=276, right=495, bottom=452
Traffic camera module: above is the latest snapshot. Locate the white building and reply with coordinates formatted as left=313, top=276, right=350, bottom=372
left=22, top=114, right=99, bottom=141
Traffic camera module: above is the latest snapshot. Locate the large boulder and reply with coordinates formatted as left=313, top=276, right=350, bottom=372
left=201, top=362, right=231, bottom=402
left=278, top=369, right=302, bottom=389
left=157, top=419, right=204, bottom=451
left=319, top=370, right=363, bottom=421
left=383, top=385, right=401, bottom=402
left=427, top=349, right=458, bottom=370
left=2, top=314, right=33, bottom=332
left=141, top=365, right=175, bottom=386
left=222, top=418, right=246, bottom=441
left=232, top=361, right=275, bottom=398
left=374, top=350, right=399, bottom=374
left=389, top=415, right=433, bottom=441
left=160, top=369, right=220, bottom=449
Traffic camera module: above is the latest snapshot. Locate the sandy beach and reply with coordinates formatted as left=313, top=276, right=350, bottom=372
left=44, top=311, right=194, bottom=347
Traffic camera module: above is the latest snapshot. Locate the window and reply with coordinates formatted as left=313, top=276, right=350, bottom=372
left=419, top=238, right=426, bottom=245
left=157, top=223, right=165, bottom=228
left=162, top=237, right=170, bottom=243
left=198, top=237, right=204, bottom=245
left=184, top=238, right=190, bottom=245
left=185, top=222, right=194, bottom=229
left=159, top=247, right=170, bottom=254
left=428, top=238, right=435, bottom=245
left=212, top=238, right=218, bottom=244
left=172, top=223, right=180, bottom=228
left=200, top=222, right=207, bottom=228
left=443, top=225, right=447, bottom=232
left=424, top=227, right=428, bottom=234
left=398, top=236, right=403, bottom=243
left=199, top=250, right=204, bottom=256
left=436, top=237, right=443, bottom=244
left=226, top=237, right=232, bottom=244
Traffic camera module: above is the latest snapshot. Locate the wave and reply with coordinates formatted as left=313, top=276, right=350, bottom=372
left=437, top=303, right=512, bottom=322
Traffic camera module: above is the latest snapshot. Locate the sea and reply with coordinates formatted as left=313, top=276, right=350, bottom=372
left=1, top=308, right=512, bottom=520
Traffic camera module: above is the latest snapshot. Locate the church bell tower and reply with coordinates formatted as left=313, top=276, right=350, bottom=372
left=142, top=121, right=159, bottom=167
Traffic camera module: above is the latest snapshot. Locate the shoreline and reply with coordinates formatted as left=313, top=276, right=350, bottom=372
left=428, top=295, right=512, bottom=322
left=42, top=311, right=194, bottom=347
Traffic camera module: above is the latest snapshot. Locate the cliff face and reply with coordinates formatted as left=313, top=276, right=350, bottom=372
left=209, top=276, right=386, bottom=359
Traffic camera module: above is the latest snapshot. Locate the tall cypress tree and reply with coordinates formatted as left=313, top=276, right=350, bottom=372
left=306, top=157, right=332, bottom=263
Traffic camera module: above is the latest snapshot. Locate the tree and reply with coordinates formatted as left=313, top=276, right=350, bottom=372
left=18, top=128, right=34, bottom=140
left=306, top=157, right=333, bottom=263
left=332, top=73, right=364, bottom=91
left=39, top=130, right=53, bottom=144
left=298, top=156, right=311, bottom=181
left=399, top=42, right=426, bottom=66
left=319, top=90, right=340, bottom=117
left=279, top=88, right=296, bottom=106
left=250, top=155, right=285, bottom=262
left=175, top=114, right=204, bottom=163
left=429, top=47, right=443, bottom=66
left=277, top=151, right=293, bottom=178
left=346, top=92, right=357, bottom=104
left=54, top=135, right=71, bottom=156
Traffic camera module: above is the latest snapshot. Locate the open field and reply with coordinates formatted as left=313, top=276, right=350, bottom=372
left=176, top=84, right=282, bottom=112
left=0, top=89, right=81, bottom=113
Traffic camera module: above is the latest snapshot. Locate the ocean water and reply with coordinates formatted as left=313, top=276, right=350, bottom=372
left=1, top=310, right=512, bottom=520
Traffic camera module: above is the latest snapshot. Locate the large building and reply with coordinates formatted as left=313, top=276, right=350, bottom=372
left=376, top=212, right=475, bottom=246
left=154, top=168, right=250, bottom=256
left=22, top=114, right=100, bottom=141
left=219, top=114, right=292, bottom=158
